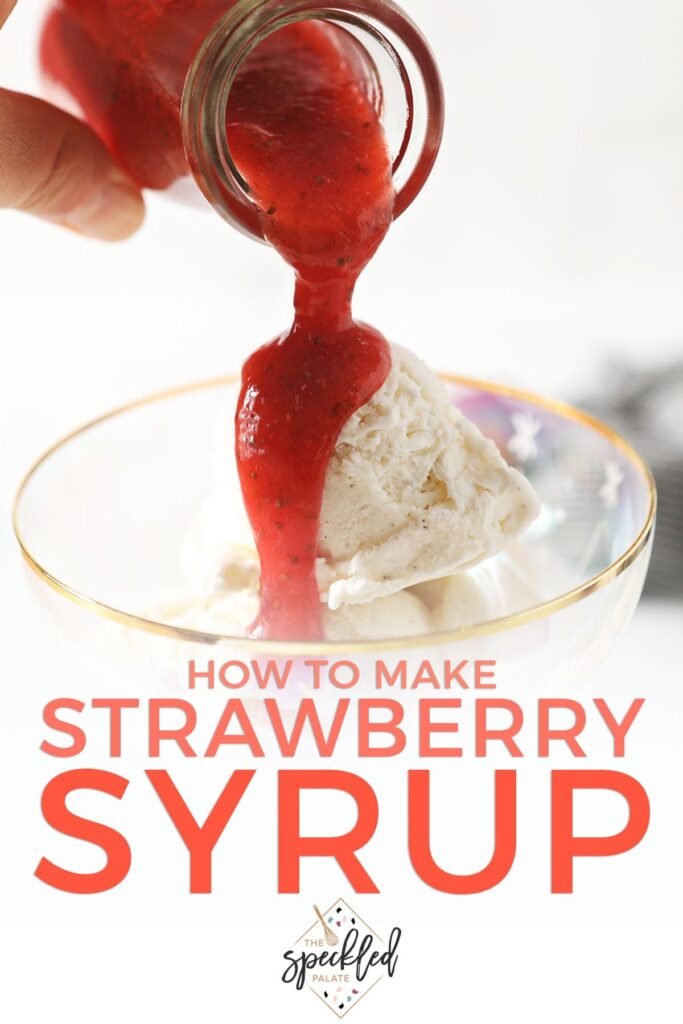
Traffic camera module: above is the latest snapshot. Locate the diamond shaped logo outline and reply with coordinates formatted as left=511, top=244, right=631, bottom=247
left=289, top=897, right=389, bottom=1018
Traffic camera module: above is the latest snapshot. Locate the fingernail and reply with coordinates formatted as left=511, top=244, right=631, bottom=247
left=63, top=168, right=145, bottom=241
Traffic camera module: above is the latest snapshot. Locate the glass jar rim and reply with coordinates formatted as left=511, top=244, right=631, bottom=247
left=181, top=0, right=445, bottom=241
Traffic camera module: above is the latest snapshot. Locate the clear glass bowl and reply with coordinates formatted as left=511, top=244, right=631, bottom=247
left=12, top=376, right=655, bottom=691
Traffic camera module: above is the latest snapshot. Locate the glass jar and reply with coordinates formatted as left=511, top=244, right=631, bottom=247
left=40, top=0, right=444, bottom=242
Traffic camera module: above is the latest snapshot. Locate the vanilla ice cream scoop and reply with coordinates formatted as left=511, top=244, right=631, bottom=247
left=316, top=345, right=540, bottom=609
left=169, top=551, right=432, bottom=640
left=179, top=343, right=540, bottom=638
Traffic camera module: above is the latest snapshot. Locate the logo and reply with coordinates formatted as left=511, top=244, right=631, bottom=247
left=281, top=898, right=401, bottom=1017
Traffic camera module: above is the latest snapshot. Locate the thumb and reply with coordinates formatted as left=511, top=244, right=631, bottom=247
left=0, top=88, right=145, bottom=241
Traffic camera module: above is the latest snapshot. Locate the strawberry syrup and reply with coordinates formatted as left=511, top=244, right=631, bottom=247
left=41, top=9, right=395, bottom=639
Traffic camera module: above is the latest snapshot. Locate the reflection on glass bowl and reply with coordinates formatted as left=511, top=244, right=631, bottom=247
left=13, top=377, right=655, bottom=690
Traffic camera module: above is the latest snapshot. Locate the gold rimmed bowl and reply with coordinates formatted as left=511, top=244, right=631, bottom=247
left=13, top=376, right=655, bottom=689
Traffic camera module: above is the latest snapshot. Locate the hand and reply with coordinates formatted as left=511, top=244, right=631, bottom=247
left=0, top=0, right=144, bottom=240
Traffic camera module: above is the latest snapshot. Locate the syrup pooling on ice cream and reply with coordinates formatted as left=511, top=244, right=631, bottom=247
left=227, top=23, right=395, bottom=640
left=178, top=345, right=541, bottom=642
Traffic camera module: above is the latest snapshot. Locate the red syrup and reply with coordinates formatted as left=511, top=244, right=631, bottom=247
left=41, top=9, right=395, bottom=640
left=229, top=24, right=394, bottom=639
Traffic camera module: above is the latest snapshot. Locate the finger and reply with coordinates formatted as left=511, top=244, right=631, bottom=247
left=0, top=88, right=145, bottom=241
left=0, top=1, right=18, bottom=31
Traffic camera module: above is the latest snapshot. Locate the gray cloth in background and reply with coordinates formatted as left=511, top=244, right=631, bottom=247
left=578, top=359, right=683, bottom=598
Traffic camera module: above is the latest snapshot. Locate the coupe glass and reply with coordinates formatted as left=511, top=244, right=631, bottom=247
left=13, top=376, right=655, bottom=693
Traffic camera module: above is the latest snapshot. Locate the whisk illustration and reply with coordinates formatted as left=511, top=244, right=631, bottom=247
left=314, top=905, right=339, bottom=946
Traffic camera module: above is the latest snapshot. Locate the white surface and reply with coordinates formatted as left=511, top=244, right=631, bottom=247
left=1, top=1, right=682, bottom=1021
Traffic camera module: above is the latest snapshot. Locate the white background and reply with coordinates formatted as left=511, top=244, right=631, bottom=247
left=1, top=1, right=682, bottom=1022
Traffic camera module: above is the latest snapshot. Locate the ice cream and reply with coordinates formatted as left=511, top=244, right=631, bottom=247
left=317, top=345, right=539, bottom=609
left=167, top=555, right=434, bottom=641
left=175, top=344, right=540, bottom=640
